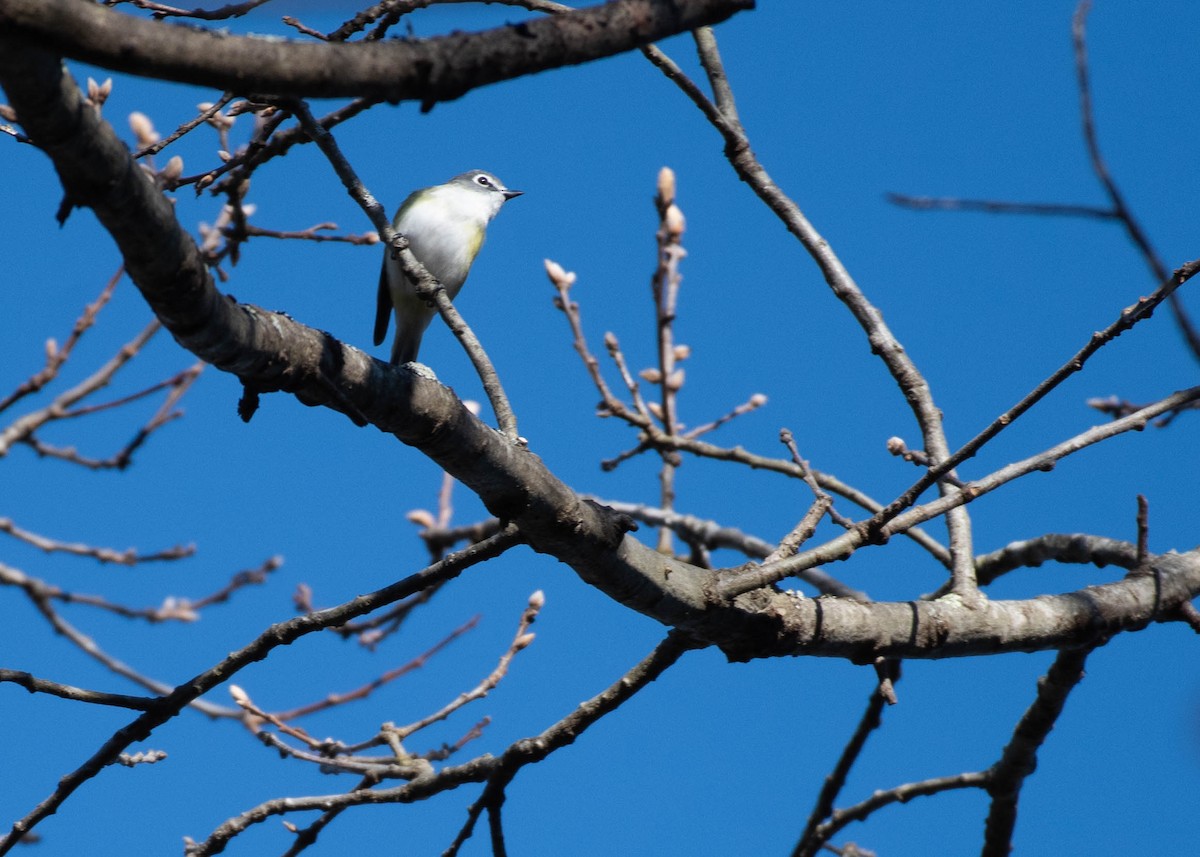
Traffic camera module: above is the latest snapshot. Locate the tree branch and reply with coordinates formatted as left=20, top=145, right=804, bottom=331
left=3, top=40, right=1198, bottom=671
left=0, top=0, right=754, bottom=106
left=0, top=525, right=524, bottom=853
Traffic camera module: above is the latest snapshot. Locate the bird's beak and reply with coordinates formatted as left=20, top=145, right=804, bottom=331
left=503, top=189, right=524, bottom=200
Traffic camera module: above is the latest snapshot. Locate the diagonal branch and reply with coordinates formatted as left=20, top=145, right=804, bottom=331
left=2, top=40, right=1198, bottom=670
left=981, top=645, right=1095, bottom=857
left=0, top=525, right=524, bottom=853
left=644, top=31, right=980, bottom=598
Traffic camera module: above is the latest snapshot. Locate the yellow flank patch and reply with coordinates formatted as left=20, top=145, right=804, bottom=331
left=465, top=230, right=484, bottom=263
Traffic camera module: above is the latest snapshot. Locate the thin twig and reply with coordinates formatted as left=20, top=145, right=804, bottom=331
left=0, top=525, right=524, bottom=853
left=271, top=616, right=479, bottom=721
left=725, top=385, right=1200, bottom=597
left=647, top=33, right=980, bottom=596
left=887, top=193, right=1117, bottom=220
left=0, top=670, right=160, bottom=711
left=981, top=645, right=1095, bottom=857
left=805, top=770, right=991, bottom=851
left=120, top=0, right=273, bottom=21
left=792, top=663, right=901, bottom=857
left=867, top=259, right=1200, bottom=538
left=0, top=516, right=194, bottom=565
left=134, top=94, right=234, bottom=158
left=0, top=267, right=123, bottom=414
left=1135, top=494, right=1149, bottom=565
left=442, top=631, right=702, bottom=857
left=388, top=593, right=542, bottom=742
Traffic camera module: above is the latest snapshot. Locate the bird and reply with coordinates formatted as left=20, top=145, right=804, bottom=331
left=374, top=170, right=522, bottom=365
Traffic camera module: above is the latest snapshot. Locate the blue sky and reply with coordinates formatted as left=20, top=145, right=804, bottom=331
left=2, top=3, right=1198, bottom=855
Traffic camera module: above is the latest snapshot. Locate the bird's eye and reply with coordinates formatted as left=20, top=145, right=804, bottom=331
left=475, top=174, right=492, bottom=187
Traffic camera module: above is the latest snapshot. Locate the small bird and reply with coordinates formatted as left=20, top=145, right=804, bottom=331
left=374, top=170, right=522, bottom=365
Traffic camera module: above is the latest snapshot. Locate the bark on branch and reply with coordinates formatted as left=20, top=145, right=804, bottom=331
left=0, top=0, right=755, bottom=105
left=2, top=40, right=1197, bottom=664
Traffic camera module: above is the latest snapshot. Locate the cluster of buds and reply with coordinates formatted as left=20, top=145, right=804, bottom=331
left=657, top=166, right=686, bottom=240
left=86, top=77, right=113, bottom=112
left=198, top=200, right=256, bottom=254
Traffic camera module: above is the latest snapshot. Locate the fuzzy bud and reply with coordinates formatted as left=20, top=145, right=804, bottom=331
left=544, top=258, right=575, bottom=288
left=886, top=437, right=906, bottom=455
left=0, top=103, right=15, bottom=122
left=128, top=111, right=159, bottom=147
left=657, top=166, right=676, bottom=207
left=528, top=589, right=545, bottom=610
left=463, top=399, right=482, bottom=417
left=664, top=203, right=686, bottom=239
left=639, top=367, right=663, bottom=384
left=87, top=77, right=113, bottom=109
left=161, top=155, right=184, bottom=183
left=749, top=393, right=768, bottom=408
left=666, top=369, right=686, bottom=391
left=673, top=344, right=691, bottom=361
left=647, top=401, right=664, bottom=420
left=229, top=684, right=249, bottom=705
left=406, top=509, right=436, bottom=529
left=603, top=331, right=619, bottom=352
left=514, top=633, right=536, bottom=650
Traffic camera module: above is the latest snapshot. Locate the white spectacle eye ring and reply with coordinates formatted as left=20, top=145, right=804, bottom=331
left=475, top=174, right=492, bottom=187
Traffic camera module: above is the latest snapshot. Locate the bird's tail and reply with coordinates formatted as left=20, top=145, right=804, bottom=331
left=390, top=326, right=424, bottom=365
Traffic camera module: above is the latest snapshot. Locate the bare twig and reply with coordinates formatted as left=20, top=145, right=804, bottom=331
left=443, top=631, right=701, bottom=857
left=1071, top=0, right=1200, bottom=362
left=233, top=222, right=379, bottom=245
left=0, top=670, right=160, bottom=711
left=0, top=525, right=524, bottom=853
left=792, top=663, right=901, bottom=857
left=650, top=168, right=687, bottom=554
left=682, top=392, right=767, bottom=439
left=981, top=645, right=1095, bottom=857
left=388, top=592, right=542, bottom=742
left=0, top=516, right=194, bottom=565
left=119, top=0, right=273, bottom=21
left=887, top=193, right=1117, bottom=220
left=190, top=630, right=697, bottom=856
left=594, top=498, right=867, bottom=600
left=0, top=267, right=123, bottom=414
left=0, top=319, right=162, bottom=457
left=271, top=616, right=479, bottom=721
left=1135, top=494, right=1149, bottom=565
left=0, top=561, right=237, bottom=717
left=134, top=94, right=234, bottom=158
left=869, top=259, right=1200, bottom=536
left=804, top=770, right=991, bottom=852
left=726, top=385, right=1200, bottom=596
left=645, top=32, right=980, bottom=596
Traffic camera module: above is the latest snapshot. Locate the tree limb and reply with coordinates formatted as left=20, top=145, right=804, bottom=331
left=3, top=41, right=1198, bottom=668
left=0, top=0, right=754, bottom=106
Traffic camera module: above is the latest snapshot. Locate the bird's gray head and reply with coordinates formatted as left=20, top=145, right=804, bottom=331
left=449, top=170, right=523, bottom=202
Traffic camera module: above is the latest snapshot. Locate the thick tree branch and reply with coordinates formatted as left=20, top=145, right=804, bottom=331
left=0, top=0, right=754, bottom=106
left=3, top=42, right=1199, bottom=669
